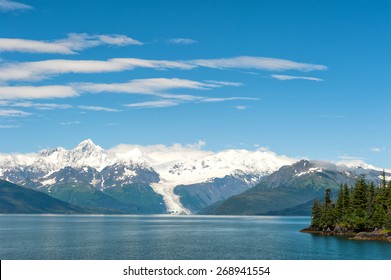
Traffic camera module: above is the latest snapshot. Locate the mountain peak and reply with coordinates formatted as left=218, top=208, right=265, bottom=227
left=74, top=139, right=102, bottom=152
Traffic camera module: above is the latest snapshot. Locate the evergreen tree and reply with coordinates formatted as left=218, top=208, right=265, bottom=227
left=335, top=185, right=344, bottom=220
left=309, top=176, right=390, bottom=231
left=311, top=198, right=322, bottom=228
left=381, top=170, right=387, bottom=188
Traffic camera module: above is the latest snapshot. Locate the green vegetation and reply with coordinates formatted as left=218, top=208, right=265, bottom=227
left=0, top=179, right=85, bottom=214
left=310, top=172, right=391, bottom=231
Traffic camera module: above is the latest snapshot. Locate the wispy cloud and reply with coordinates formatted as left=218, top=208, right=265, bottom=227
left=125, top=100, right=179, bottom=109
left=79, top=105, right=120, bottom=112
left=0, top=0, right=32, bottom=12
left=59, top=121, right=80, bottom=125
left=234, top=105, right=248, bottom=110
left=0, top=33, right=142, bottom=54
left=0, top=39, right=74, bottom=54
left=4, top=101, right=71, bottom=110
left=0, top=109, right=30, bottom=117
left=271, top=74, right=323, bottom=81
left=0, top=58, right=193, bottom=82
left=0, top=85, right=78, bottom=99
left=0, top=124, right=20, bottom=128
left=192, top=56, right=327, bottom=72
left=55, top=33, right=143, bottom=52
left=168, top=38, right=198, bottom=45
left=75, top=78, right=228, bottom=96
left=370, top=147, right=382, bottom=153
left=0, top=56, right=327, bottom=82
left=337, top=155, right=364, bottom=160
left=0, top=78, right=243, bottom=102
left=204, top=80, right=243, bottom=87
left=200, top=97, right=258, bottom=103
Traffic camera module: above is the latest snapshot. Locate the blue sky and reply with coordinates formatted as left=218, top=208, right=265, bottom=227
left=0, top=0, right=390, bottom=168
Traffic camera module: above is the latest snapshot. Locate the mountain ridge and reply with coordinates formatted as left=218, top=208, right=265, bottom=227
left=0, top=140, right=388, bottom=214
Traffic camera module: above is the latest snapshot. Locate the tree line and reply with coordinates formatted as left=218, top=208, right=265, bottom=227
left=311, top=171, right=391, bottom=231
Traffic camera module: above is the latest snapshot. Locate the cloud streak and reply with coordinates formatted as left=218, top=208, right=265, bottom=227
left=0, top=78, right=242, bottom=101
left=192, top=56, right=327, bottom=72
left=79, top=105, right=120, bottom=112
left=0, top=85, right=78, bottom=99
left=0, top=78, right=257, bottom=111
left=75, top=78, right=230, bottom=97
left=168, top=38, right=198, bottom=45
left=0, top=33, right=142, bottom=54
left=0, top=56, right=327, bottom=82
left=0, top=58, right=193, bottom=82
left=0, top=0, right=32, bottom=12
left=59, top=121, right=80, bottom=125
left=5, top=101, right=71, bottom=110
left=0, top=124, right=20, bottom=128
left=271, top=74, right=323, bottom=81
left=0, top=109, right=30, bottom=117
left=125, top=100, right=179, bottom=109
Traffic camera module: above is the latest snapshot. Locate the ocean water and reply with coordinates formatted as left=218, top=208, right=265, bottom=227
left=0, top=215, right=390, bottom=260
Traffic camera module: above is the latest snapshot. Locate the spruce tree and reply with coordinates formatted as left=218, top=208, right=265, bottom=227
left=311, top=198, right=322, bottom=228
left=335, top=185, right=344, bottom=220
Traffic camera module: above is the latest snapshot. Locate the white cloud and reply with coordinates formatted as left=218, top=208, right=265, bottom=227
left=235, top=105, right=248, bottom=110
left=125, top=100, right=179, bottom=109
left=79, top=105, right=119, bottom=112
left=0, top=0, right=32, bottom=12
left=192, top=56, right=327, bottom=72
left=76, top=78, right=225, bottom=96
left=76, top=78, right=255, bottom=108
left=0, top=85, right=78, bottom=99
left=370, top=147, right=382, bottom=153
left=337, top=155, right=364, bottom=160
left=0, top=33, right=142, bottom=54
left=9, top=101, right=71, bottom=110
left=0, top=109, right=30, bottom=117
left=110, top=58, right=194, bottom=70
left=59, top=121, right=80, bottom=125
left=0, top=58, right=193, bottom=82
left=0, top=39, right=74, bottom=54
left=168, top=38, right=198, bottom=45
left=108, top=141, right=213, bottom=165
left=204, top=80, right=243, bottom=87
left=0, top=56, right=327, bottom=82
left=55, top=33, right=143, bottom=52
left=0, top=60, right=130, bottom=81
left=0, top=124, right=19, bottom=128
left=271, top=74, right=323, bottom=81
left=200, top=97, right=258, bottom=103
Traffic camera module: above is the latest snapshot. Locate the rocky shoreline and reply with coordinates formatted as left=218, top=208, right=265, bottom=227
left=300, top=227, right=391, bottom=242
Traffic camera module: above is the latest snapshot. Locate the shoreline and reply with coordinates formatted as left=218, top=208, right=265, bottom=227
left=300, top=227, right=391, bottom=242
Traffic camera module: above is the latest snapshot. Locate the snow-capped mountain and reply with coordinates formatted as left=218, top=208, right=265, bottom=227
left=0, top=139, right=387, bottom=214
left=202, top=159, right=391, bottom=216
left=0, top=139, right=295, bottom=213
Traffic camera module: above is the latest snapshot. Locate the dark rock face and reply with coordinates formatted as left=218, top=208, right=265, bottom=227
left=174, top=175, right=251, bottom=213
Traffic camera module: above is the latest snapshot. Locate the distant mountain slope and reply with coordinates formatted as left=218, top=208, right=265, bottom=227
left=201, top=160, right=386, bottom=215
left=0, top=179, right=85, bottom=214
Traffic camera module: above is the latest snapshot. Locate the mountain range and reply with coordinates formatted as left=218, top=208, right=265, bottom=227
left=0, top=139, right=388, bottom=215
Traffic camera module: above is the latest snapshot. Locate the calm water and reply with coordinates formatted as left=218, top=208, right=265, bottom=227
left=0, top=215, right=390, bottom=260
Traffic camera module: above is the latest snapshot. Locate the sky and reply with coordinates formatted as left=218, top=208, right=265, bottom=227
left=0, top=0, right=390, bottom=168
